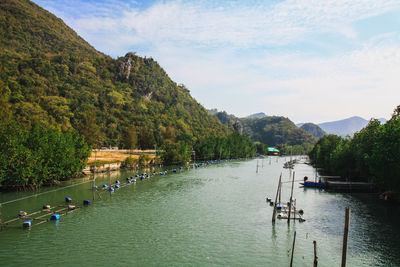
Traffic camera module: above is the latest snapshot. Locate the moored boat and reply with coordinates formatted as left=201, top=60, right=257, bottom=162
left=300, top=181, right=325, bottom=188
left=300, top=176, right=325, bottom=188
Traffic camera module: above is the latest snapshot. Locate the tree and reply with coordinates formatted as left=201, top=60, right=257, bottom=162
left=255, top=142, right=267, bottom=154
left=75, top=109, right=103, bottom=148
left=0, top=121, right=90, bottom=188
left=138, top=127, right=155, bottom=149
left=161, top=140, right=191, bottom=165
left=122, top=126, right=137, bottom=150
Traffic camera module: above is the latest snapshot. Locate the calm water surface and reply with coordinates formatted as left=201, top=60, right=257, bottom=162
left=0, top=157, right=399, bottom=266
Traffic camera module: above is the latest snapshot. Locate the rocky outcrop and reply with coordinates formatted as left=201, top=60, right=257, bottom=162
left=118, top=56, right=132, bottom=80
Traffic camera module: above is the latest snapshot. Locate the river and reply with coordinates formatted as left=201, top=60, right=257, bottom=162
left=0, top=157, right=399, bottom=266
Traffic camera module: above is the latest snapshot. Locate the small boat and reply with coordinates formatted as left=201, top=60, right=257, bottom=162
left=300, top=175, right=324, bottom=188
left=300, top=181, right=325, bottom=188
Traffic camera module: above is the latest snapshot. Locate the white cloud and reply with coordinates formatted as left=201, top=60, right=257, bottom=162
left=32, top=0, right=400, bottom=122
left=152, top=39, right=400, bottom=122
left=61, top=0, right=400, bottom=52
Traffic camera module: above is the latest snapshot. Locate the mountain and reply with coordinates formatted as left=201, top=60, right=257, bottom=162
left=211, top=110, right=316, bottom=146
left=246, top=112, right=266, bottom=119
left=300, top=123, right=326, bottom=138
left=298, top=117, right=388, bottom=136
left=240, top=116, right=316, bottom=146
left=0, top=0, right=230, bottom=147
left=318, top=116, right=368, bottom=136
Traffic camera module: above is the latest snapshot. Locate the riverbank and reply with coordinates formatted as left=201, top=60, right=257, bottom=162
left=84, top=149, right=157, bottom=175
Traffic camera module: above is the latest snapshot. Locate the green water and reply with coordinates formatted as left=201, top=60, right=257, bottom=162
left=0, top=158, right=399, bottom=266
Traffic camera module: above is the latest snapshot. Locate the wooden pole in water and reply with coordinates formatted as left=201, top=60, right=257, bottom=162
left=293, top=199, right=296, bottom=221
left=92, top=177, right=95, bottom=201
left=313, top=240, right=318, bottom=267
left=93, top=149, right=97, bottom=201
left=288, top=171, right=295, bottom=223
left=278, top=176, right=281, bottom=206
left=109, top=173, right=112, bottom=197
left=290, top=231, right=296, bottom=267
left=256, top=160, right=259, bottom=173
left=341, top=207, right=351, bottom=267
left=272, top=174, right=282, bottom=223
left=0, top=204, right=2, bottom=231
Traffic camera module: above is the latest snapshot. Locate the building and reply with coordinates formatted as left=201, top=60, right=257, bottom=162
left=267, top=147, right=279, bottom=156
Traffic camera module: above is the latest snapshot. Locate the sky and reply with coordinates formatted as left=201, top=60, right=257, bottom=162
left=32, top=0, right=400, bottom=123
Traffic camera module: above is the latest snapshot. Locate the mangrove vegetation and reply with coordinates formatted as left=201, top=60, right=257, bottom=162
left=309, top=105, right=400, bottom=190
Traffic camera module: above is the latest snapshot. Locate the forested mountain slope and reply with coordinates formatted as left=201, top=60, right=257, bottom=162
left=0, top=0, right=230, bottom=148
left=300, top=123, right=326, bottom=138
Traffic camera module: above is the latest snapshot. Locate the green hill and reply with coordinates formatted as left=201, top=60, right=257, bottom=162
left=0, top=0, right=230, bottom=148
left=241, top=116, right=316, bottom=146
left=300, top=123, right=326, bottom=138
left=211, top=110, right=316, bottom=146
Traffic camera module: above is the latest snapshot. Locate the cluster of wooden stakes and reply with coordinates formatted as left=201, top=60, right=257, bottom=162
left=264, top=165, right=351, bottom=267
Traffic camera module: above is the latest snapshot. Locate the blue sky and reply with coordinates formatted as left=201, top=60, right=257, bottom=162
left=33, top=0, right=400, bottom=123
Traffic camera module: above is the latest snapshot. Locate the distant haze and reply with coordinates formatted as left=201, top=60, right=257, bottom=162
left=298, top=116, right=387, bottom=136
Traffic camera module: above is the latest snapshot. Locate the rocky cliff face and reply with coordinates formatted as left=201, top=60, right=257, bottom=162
left=118, top=56, right=132, bottom=80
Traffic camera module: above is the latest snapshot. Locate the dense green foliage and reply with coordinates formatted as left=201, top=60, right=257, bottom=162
left=194, top=132, right=256, bottom=160
left=0, top=0, right=230, bottom=149
left=0, top=121, right=90, bottom=188
left=255, top=142, right=267, bottom=154
left=277, top=143, right=314, bottom=155
left=309, top=106, right=400, bottom=190
left=160, top=140, right=192, bottom=165
left=300, top=123, right=326, bottom=138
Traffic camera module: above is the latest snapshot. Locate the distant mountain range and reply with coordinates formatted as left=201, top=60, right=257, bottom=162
left=297, top=116, right=387, bottom=136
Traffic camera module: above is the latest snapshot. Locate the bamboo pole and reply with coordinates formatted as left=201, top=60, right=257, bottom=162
left=256, top=160, right=259, bottom=173
left=313, top=240, right=318, bottom=267
left=3, top=206, right=54, bottom=225
left=290, top=231, right=296, bottom=267
left=92, top=172, right=96, bottom=201
left=109, top=173, right=112, bottom=197
left=278, top=174, right=282, bottom=205
left=35, top=220, right=49, bottom=226
left=341, top=207, right=351, bottom=267
left=288, top=171, right=295, bottom=223
left=272, top=174, right=282, bottom=223
left=293, top=199, right=296, bottom=221
left=93, top=149, right=97, bottom=201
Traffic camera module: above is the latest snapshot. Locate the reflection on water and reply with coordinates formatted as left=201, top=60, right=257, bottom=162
left=0, top=157, right=399, bottom=266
